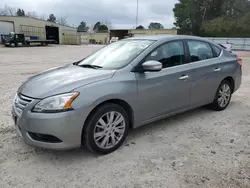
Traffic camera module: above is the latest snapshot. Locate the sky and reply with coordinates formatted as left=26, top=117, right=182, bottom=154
left=1, top=0, right=178, bottom=29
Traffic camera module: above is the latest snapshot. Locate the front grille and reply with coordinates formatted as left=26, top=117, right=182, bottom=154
left=13, top=94, right=33, bottom=115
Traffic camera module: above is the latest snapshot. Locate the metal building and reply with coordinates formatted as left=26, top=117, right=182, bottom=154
left=0, top=16, right=80, bottom=44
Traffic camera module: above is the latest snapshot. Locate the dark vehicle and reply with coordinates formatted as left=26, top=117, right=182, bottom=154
left=4, top=32, right=56, bottom=47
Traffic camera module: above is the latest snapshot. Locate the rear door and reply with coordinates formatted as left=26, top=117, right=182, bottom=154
left=185, top=40, right=223, bottom=106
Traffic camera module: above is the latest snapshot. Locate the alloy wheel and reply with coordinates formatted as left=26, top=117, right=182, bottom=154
left=218, top=84, right=231, bottom=108
left=93, top=111, right=126, bottom=149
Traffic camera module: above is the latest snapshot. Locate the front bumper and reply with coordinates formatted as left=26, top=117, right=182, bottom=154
left=11, top=96, right=88, bottom=150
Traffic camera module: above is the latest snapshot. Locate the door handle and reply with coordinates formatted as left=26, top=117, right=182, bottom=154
left=214, top=68, right=221, bottom=72
left=179, top=75, right=189, bottom=80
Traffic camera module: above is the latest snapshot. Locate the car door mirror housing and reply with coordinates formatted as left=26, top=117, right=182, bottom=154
left=142, top=61, right=162, bottom=72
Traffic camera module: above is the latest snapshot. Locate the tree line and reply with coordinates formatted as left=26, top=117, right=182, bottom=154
left=135, top=22, right=164, bottom=30
left=77, top=22, right=166, bottom=32
left=77, top=21, right=110, bottom=32
left=173, top=0, right=250, bottom=37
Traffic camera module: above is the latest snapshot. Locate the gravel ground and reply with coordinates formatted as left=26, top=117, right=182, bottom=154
left=0, top=45, right=250, bottom=188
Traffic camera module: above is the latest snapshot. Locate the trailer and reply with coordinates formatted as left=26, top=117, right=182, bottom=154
left=4, top=32, right=56, bottom=47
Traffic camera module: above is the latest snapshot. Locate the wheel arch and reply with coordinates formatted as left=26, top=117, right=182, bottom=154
left=222, top=76, right=235, bottom=93
left=81, top=98, right=134, bottom=144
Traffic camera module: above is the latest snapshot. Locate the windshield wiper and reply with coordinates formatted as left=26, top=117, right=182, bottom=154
left=76, top=64, right=103, bottom=69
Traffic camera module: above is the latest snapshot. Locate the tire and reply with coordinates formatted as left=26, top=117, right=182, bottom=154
left=83, top=103, right=129, bottom=154
left=210, top=80, right=232, bottom=111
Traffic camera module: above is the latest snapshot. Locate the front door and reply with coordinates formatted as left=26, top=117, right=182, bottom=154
left=134, top=40, right=192, bottom=123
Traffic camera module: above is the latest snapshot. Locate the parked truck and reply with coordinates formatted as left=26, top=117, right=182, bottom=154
left=3, top=32, right=56, bottom=47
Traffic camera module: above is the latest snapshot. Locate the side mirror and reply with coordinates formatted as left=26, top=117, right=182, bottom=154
left=142, top=61, right=162, bottom=72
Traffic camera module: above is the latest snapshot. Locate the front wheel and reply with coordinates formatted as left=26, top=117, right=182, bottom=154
left=83, top=103, right=129, bottom=154
left=210, top=80, right=232, bottom=111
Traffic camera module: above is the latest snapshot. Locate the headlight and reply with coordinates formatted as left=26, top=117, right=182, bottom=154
left=32, top=92, right=79, bottom=113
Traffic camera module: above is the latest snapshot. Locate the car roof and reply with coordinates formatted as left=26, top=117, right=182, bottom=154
left=126, top=34, right=212, bottom=43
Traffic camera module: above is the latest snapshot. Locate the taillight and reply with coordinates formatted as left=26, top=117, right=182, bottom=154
left=237, top=57, right=242, bottom=66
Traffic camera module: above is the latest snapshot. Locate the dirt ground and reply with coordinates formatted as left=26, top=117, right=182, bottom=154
left=0, top=45, right=250, bottom=188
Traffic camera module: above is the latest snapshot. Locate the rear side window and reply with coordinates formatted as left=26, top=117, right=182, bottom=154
left=187, top=40, right=214, bottom=62
left=212, top=45, right=222, bottom=57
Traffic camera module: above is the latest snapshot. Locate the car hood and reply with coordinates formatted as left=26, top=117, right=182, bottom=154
left=18, top=64, right=116, bottom=98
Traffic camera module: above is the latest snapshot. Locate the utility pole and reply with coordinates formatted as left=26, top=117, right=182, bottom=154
left=136, top=0, right=139, bottom=28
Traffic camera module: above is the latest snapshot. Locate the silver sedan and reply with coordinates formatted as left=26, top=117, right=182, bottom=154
left=12, top=35, right=242, bottom=154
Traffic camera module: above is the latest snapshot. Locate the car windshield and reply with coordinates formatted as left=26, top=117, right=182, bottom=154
left=78, top=39, right=155, bottom=69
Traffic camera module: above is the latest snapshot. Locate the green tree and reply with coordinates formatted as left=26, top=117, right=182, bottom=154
left=47, top=14, right=56, bottom=22
left=221, top=0, right=250, bottom=18
left=77, top=21, right=89, bottom=32
left=92, top=21, right=108, bottom=32
left=173, top=0, right=209, bottom=35
left=148, top=22, right=164, bottom=29
left=97, top=24, right=108, bottom=32
left=93, top=22, right=101, bottom=32
left=174, top=0, right=250, bottom=35
left=16, top=8, right=25, bottom=16
left=136, top=25, right=145, bottom=29
left=201, top=12, right=250, bottom=37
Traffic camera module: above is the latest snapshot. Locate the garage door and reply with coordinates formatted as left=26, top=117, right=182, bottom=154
left=0, top=21, right=14, bottom=44
left=0, top=21, right=14, bottom=35
left=81, top=35, right=88, bottom=44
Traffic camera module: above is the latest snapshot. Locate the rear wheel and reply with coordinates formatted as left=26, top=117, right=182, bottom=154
left=210, top=80, right=232, bottom=111
left=83, top=103, right=129, bottom=154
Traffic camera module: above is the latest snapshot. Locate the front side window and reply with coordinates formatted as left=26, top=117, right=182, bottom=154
left=78, top=39, right=155, bottom=69
left=145, top=41, right=185, bottom=68
left=187, top=40, right=213, bottom=62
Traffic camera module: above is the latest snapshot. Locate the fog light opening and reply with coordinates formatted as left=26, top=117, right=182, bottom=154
left=28, top=132, right=62, bottom=143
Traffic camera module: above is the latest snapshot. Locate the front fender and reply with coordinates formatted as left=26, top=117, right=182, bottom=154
left=70, top=73, right=138, bottom=126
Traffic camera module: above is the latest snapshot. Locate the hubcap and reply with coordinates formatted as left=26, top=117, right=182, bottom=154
left=218, top=84, right=231, bottom=108
left=94, top=111, right=125, bottom=149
